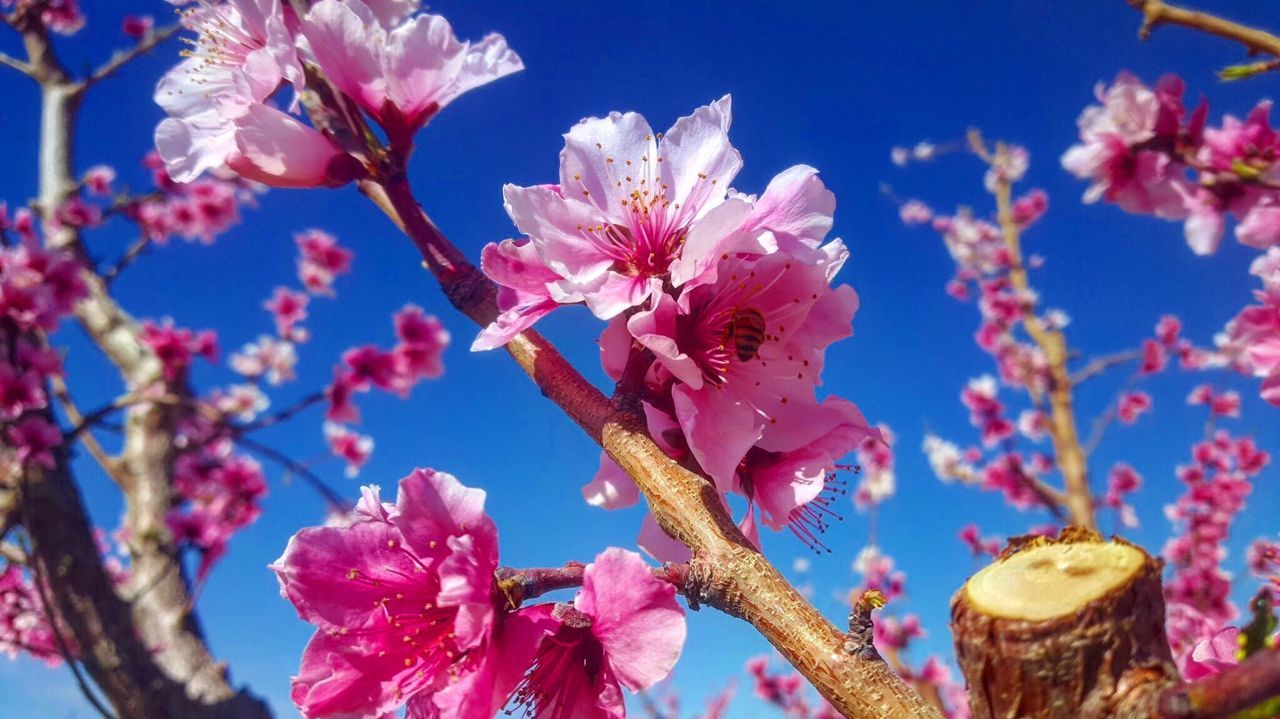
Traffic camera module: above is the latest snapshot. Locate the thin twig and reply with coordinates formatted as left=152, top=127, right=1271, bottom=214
left=0, top=51, right=34, bottom=78
left=234, top=436, right=349, bottom=511
left=80, top=25, right=180, bottom=91
left=48, top=375, right=124, bottom=487
left=1071, top=349, right=1142, bottom=386
left=234, top=391, right=325, bottom=434
left=1127, top=0, right=1280, bottom=57
left=101, top=235, right=153, bottom=285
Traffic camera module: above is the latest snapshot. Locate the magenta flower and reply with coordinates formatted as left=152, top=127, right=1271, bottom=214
left=1061, top=72, right=1193, bottom=221
left=477, top=97, right=753, bottom=345
left=506, top=548, right=686, bottom=719
left=1181, top=626, right=1240, bottom=680
left=272, top=468, right=505, bottom=718
left=298, top=0, right=522, bottom=143
left=154, top=0, right=357, bottom=186
left=627, top=242, right=863, bottom=485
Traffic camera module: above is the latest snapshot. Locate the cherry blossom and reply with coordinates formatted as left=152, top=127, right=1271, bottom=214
left=323, top=422, right=373, bottom=478
left=298, top=0, right=523, bottom=145
left=296, top=229, right=354, bottom=296
left=506, top=548, right=686, bottom=719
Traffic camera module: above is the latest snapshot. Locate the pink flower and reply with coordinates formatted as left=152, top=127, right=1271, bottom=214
left=628, top=241, right=864, bottom=486
left=1011, top=189, right=1049, bottom=227
left=324, top=368, right=361, bottom=423
left=122, top=14, right=154, bottom=39
left=0, top=565, right=63, bottom=664
left=484, top=98, right=747, bottom=325
left=6, top=417, right=61, bottom=469
left=296, top=229, right=353, bottom=296
left=0, top=364, right=46, bottom=421
left=265, top=287, right=310, bottom=342
left=140, top=319, right=219, bottom=382
left=1061, top=72, right=1193, bottom=220
left=323, top=422, right=373, bottom=477
left=298, top=0, right=522, bottom=144
left=1117, top=391, right=1152, bottom=424
left=506, top=548, right=685, bottom=719
left=83, top=165, right=116, bottom=196
left=957, top=524, right=1001, bottom=558
left=471, top=238, right=563, bottom=351
left=273, top=468, right=511, bottom=719
left=899, top=200, right=934, bottom=225
left=155, top=0, right=349, bottom=185
left=1181, top=627, right=1240, bottom=680
left=391, top=305, right=449, bottom=383
left=231, top=335, right=298, bottom=384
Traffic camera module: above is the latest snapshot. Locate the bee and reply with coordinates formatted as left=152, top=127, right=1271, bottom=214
left=727, top=307, right=767, bottom=362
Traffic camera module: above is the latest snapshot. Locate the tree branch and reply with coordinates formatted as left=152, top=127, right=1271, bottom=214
left=1071, top=349, right=1141, bottom=386
left=1126, top=0, right=1280, bottom=57
left=1155, top=647, right=1280, bottom=719
left=13, top=12, right=271, bottom=716
left=81, top=25, right=180, bottom=91
left=362, top=174, right=941, bottom=719
left=976, top=131, right=1096, bottom=530
left=0, top=50, right=35, bottom=78
left=234, top=435, right=349, bottom=511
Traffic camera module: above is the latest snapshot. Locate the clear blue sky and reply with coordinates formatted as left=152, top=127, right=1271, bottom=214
left=3, top=1, right=1279, bottom=716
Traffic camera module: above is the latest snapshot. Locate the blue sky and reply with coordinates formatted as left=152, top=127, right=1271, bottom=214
left=3, top=1, right=1280, bottom=716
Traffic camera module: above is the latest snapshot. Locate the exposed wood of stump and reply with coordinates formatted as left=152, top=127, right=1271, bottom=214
left=951, top=528, right=1180, bottom=719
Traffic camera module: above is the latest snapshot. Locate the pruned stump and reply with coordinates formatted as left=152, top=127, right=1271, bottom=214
left=951, top=528, right=1179, bottom=719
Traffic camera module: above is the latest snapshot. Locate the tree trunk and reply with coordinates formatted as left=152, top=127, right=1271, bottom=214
left=951, top=528, right=1179, bottom=719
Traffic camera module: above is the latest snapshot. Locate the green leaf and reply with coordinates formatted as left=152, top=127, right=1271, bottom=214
left=1218, top=61, right=1279, bottom=82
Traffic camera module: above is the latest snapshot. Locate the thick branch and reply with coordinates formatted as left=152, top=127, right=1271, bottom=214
left=1127, top=0, right=1280, bottom=57
left=982, top=137, right=1095, bottom=530
left=17, top=15, right=270, bottom=717
left=364, top=175, right=941, bottom=719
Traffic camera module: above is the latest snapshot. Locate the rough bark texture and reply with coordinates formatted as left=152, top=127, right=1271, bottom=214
left=9, top=8, right=271, bottom=717
left=951, top=528, right=1179, bottom=719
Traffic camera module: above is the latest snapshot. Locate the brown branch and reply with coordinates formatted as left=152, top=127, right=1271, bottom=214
left=0, top=50, right=34, bottom=78
left=978, top=133, right=1096, bottom=530
left=48, top=374, right=124, bottom=487
left=234, top=390, right=324, bottom=434
left=233, top=436, right=349, bottom=511
left=1071, top=349, right=1141, bottom=386
left=1127, top=0, right=1280, bottom=57
left=363, top=173, right=941, bottom=718
left=1155, top=647, right=1280, bottom=719
left=12, top=12, right=271, bottom=717
left=102, top=235, right=153, bottom=285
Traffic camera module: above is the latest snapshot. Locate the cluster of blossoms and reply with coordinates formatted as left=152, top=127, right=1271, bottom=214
left=1247, top=537, right=1280, bottom=600
left=124, top=152, right=256, bottom=245
left=476, top=96, right=875, bottom=556
left=853, top=424, right=895, bottom=509
left=0, top=565, right=61, bottom=665
left=321, top=304, right=450, bottom=474
left=1162, top=412, right=1269, bottom=675
left=273, top=468, right=685, bottom=718
left=1061, top=72, right=1280, bottom=405
left=167, top=413, right=268, bottom=581
left=922, top=377, right=1055, bottom=513
left=154, top=0, right=522, bottom=188
left=0, top=235, right=87, bottom=470
left=1220, top=248, right=1280, bottom=404
left=0, top=0, right=83, bottom=35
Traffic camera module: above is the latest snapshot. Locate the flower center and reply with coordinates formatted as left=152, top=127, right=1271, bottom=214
left=506, top=608, right=602, bottom=719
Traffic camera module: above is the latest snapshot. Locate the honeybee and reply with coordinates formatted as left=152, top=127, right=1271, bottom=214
left=727, top=307, right=766, bottom=362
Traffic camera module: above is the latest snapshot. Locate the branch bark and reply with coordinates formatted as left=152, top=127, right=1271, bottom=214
left=12, top=12, right=271, bottom=718
left=982, top=137, right=1096, bottom=530
left=1126, top=0, right=1280, bottom=57
left=363, top=174, right=941, bottom=719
